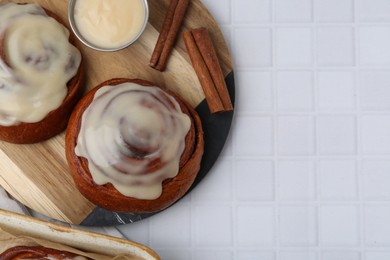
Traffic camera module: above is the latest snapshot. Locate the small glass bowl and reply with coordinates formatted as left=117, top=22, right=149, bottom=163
left=68, top=0, right=149, bottom=52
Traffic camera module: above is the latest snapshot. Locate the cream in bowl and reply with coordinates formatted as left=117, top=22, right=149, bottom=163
left=68, top=0, right=149, bottom=51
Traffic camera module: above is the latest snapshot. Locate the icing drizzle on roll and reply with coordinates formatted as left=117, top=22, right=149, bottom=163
left=0, top=3, right=81, bottom=126
left=75, top=83, right=191, bottom=200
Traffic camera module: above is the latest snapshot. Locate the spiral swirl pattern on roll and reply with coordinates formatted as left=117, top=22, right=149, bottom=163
left=75, top=82, right=191, bottom=200
left=0, top=3, right=81, bottom=126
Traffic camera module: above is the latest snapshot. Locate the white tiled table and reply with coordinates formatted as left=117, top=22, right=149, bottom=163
left=115, top=0, right=390, bottom=259
left=5, top=0, right=390, bottom=259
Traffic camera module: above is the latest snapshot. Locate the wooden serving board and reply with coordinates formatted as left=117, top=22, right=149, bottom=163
left=0, top=0, right=233, bottom=224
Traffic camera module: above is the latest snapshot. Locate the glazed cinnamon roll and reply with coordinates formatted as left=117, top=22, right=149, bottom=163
left=0, top=246, right=89, bottom=260
left=66, top=79, right=204, bottom=213
left=0, top=3, right=84, bottom=144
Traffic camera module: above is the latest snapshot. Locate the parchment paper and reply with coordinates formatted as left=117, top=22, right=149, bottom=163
left=0, top=228, right=143, bottom=260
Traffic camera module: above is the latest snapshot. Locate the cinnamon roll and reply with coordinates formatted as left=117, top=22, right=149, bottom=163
left=66, top=79, right=204, bottom=213
left=0, top=3, right=84, bottom=144
left=0, top=246, right=89, bottom=260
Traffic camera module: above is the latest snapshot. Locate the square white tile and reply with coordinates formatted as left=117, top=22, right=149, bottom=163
left=360, top=71, right=390, bottom=111
left=236, top=160, right=274, bottom=201
left=279, top=206, right=317, bottom=246
left=317, top=71, right=356, bottom=111
left=364, top=205, right=390, bottom=246
left=275, top=0, right=312, bottom=22
left=318, top=160, right=358, bottom=200
left=317, top=27, right=355, bottom=66
left=237, top=71, right=273, bottom=113
left=321, top=251, right=361, bottom=260
left=359, top=27, right=390, bottom=66
left=233, top=0, right=271, bottom=23
left=315, top=0, right=354, bottom=22
left=277, top=116, right=315, bottom=155
left=361, top=115, right=390, bottom=154
left=276, top=71, right=314, bottom=111
left=276, top=28, right=313, bottom=66
left=361, top=160, right=390, bottom=200
left=194, top=205, right=233, bottom=247
left=234, top=116, right=274, bottom=156
left=320, top=205, right=360, bottom=246
left=317, top=115, right=356, bottom=155
left=357, top=0, right=390, bottom=22
left=277, top=160, right=316, bottom=201
left=233, top=28, right=272, bottom=68
left=236, top=206, right=275, bottom=246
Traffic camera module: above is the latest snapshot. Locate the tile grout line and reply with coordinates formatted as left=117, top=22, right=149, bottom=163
left=230, top=1, right=239, bottom=258
left=353, top=0, right=367, bottom=258
left=236, top=111, right=390, bottom=117
left=236, top=112, right=390, bottom=119
left=232, top=22, right=390, bottom=27
left=236, top=66, right=390, bottom=72
left=270, top=0, right=281, bottom=258
left=312, top=0, right=322, bottom=257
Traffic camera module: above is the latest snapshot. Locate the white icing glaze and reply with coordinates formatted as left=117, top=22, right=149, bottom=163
left=74, top=0, right=147, bottom=49
left=75, top=83, right=191, bottom=200
left=0, top=3, right=81, bottom=126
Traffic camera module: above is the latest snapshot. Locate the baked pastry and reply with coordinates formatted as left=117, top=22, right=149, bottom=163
left=66, top=78, right=204, bottom=213
left=0, top=246, right=89, bottom=259
left=0, top=3, right=84, bottom=144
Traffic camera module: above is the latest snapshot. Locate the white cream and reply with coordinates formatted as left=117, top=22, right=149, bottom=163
left=74, top=0, right=147, bottom=49
left=75, top=83, right=191, bottom=200
left=0, top=3, right=81, bottom=126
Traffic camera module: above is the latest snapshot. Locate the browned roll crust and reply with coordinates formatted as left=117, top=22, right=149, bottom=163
left=65, top=78, right=204, bottom=213
left=0, top=7, right=84, bottom=144
left=0, top=246, right=89, bottom=260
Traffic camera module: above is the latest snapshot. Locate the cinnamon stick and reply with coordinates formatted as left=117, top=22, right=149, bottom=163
left=150, top=0, right=190, bottom=71
left=183, top=28, right=233, bottom=113
left=183, top=30, right=225, bottom=113
left=149, top=0, right=178, bottom=68
left=192, top=28, right=233, bottom=111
